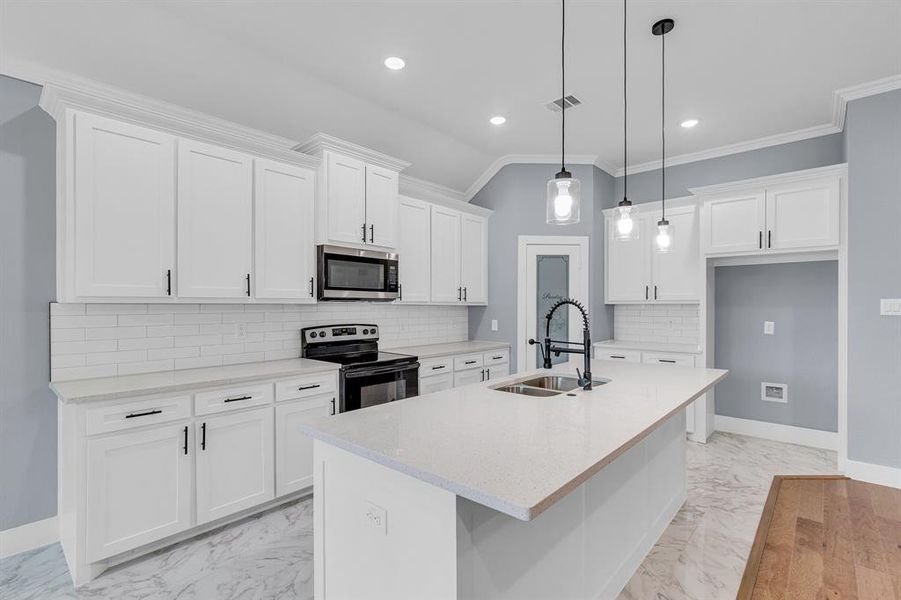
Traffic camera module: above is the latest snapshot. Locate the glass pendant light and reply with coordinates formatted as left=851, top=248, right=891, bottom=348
left=547, top=0, right=580, bottom=225
left=614, top=0, right=638, bottom=241
left=653, top=18, right=675, bottom=253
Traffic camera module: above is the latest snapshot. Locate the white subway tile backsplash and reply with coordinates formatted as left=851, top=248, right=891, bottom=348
left=50, top=302, right=468, bottom=381
left=614, top=304, right=700, bottom=346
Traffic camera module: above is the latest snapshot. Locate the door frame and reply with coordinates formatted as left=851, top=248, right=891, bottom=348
left=516, top=235, right=590, bottom=374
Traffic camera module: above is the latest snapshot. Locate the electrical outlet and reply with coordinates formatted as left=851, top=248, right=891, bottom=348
left=880, top=299, right=901, bottom=316
left=234, top=322, right=247, bottom=340
left=761, top=382, right=788, bottom=403
left=763, top=321, right=775, bottom=335
left=363, top=501, right=387, bottom=535
left=491, top=319, right=498, bottom=332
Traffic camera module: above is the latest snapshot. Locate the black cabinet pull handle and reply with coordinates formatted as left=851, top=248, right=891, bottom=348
left=298, top=384, right=321, bottom=391
left=487, top=367, right=491, bottom=380
left=125, top=409, right=162, bottom=419
left=659, top=359, right=677, bottom=364
left=398, top=283, right=402, bottom=301
left=645, top=285, right=649, bottom=300
left=464, top=360, right=477, bottom=365
left=246, top=273, right=251, bottom=297
left=369, top=224, right=374, bottom=243
left=611, top=355, right=626, bottom=359
left=200, top=422, right=206, bottom=450
left=759, top=231, right=763, bottom=249
left=463, top=287, right=467, bottom=302
left=492, top=355, right=504, bottom=360
left=654, top=285, right=658, bottom=300
left=309, top=277, right=314, bottom=297
left=330, top=398, right=336, bottom=415
left=480, top=368, right=485, bottom=381
left=183, top=426, right=188, bottom=455
left=767, top=230, right=772, bottom=249
left=457, top=287, right=462, bottom=301
left=431, top=365, right=445, bottom=370
left=166, top=269, right=172, bottom=296
left=362, top=223, right=367, bottom=243
left=224, top=395, right=252, bottom=403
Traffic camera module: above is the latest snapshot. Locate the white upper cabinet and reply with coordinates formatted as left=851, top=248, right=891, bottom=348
left=430, top=205, right=462, bottom=303
left=365, top=165, right=399, bottom=248
left=177, top=139, right=253, bottom=299
left=254, top=159, right=316, bottom=301
left=765, top=178, right=839, bottom=251
left=605, top=204, right=700, bottom=304
left=73, top=112, right=176, bottom=298
left=460, top=213, right=488, bottom=304
left=701, top=192, right=766, bottom=255
left=700, top=173, right=842, bottom=256
left=324, top=152, right=367, bottom=245
left=397, top=197, right=431, bottom=303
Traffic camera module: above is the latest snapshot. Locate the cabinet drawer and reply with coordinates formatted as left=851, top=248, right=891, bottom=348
left=642, top=352, right=695, bottom=367
left=85, top=395, right=191, bottom=436
left=595, top=348, right=642, bottom=363
left=483, top=348, right=510, bottom=366
left=194, top=384, right=273, bottom=416
left=275, top=372, right=337, bottom=403
left=418, top=372, right=454, bottom=395
left=454, top=353, right=484, bottom=371
left=419, top=356, right=454, bottom=378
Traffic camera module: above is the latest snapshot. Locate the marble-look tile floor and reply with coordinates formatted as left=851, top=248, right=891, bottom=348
left=1, top=432, right=836, bottom=600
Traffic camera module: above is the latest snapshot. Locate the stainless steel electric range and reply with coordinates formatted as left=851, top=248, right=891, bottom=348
left=300, top=324, right=419, bottom=413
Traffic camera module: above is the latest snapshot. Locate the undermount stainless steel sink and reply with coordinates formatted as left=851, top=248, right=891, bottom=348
left=491, top=375, right=610, bottom=396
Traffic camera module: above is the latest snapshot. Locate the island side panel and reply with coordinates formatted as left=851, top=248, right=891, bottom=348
left=313, top=441, right=458, bottom=600
left=456, top=411, right=687, bottom=600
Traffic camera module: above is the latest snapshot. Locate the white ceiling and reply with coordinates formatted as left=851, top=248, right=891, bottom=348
left=2, top=1, right=899, bottom=194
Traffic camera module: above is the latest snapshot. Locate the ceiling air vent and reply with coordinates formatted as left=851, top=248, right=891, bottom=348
left=545, top=95, right=582, bottom=112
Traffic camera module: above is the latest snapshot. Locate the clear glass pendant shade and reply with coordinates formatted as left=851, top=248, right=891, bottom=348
left=546, top=174, right=581, bottom=225
left=614, top=204, right=639, bottom=240
left=655, top=220, right=674, bottom=253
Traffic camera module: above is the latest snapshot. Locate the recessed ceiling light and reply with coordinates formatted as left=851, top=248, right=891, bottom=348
left=384, top=56, right=406, bottom=70
left=681, top=119, right=699, bottom=128
left=489, top=116, right=506, bottom=126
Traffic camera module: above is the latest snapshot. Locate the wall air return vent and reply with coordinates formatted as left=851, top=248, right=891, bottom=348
left=545, top=95, right=582, bottom=112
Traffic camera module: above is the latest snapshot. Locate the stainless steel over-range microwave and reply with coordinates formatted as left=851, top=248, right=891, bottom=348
left=317, top=245, right=399, bottom=301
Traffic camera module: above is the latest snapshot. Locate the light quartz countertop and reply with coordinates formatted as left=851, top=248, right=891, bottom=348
left=593, top=339, right=703, bottom=355
left=50, top=358, right=339, bottom=404
left=386, top=340, right=510, bottom=359
left=298, top=359, right=727, bottom=521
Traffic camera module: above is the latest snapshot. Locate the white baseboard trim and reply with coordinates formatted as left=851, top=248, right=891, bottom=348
left=0, top=516, right=59, bottom=559
left=714, top=415, right=838, bottom=451
left=843, top=459, right=901, bottom=489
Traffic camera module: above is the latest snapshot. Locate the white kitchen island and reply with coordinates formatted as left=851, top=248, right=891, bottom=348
left=298, top=359, right=727, bottom=600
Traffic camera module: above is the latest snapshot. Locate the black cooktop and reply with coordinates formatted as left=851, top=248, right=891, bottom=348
left=315, top=350, right=417, bottom=369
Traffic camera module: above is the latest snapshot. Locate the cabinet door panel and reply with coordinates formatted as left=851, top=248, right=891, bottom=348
left=276, top=396, right=334, bottom=496
left=419, top=373, right=454, bottom=395
left=74, top=112, right=175, bottom=297
left=254, top=159, right=316, bottom=300
left=397, top=198, right=431, bottom=302
left=177, top=140, right=253, bottom=298
left=365, top=165, right=398, bottom=248
left=86, top=423, right=191, bottom=561
left=453, top=369, right=484, bottom=387
left=765, top=178, right=839, bottom=250
left=326, top=153, right=366, bottom=245
left=195, top=407, right=274, bottom=524
left=430, top=206, right=462, bottom=303
left=702, top=193, right=765, bottom=255
left=460, top=214, right=488, bottom=304
left=485, top=362, right=509, bottom=381
left=651, top=208, right=700, bottom=302
left=605, top=216, right=649, bottom=303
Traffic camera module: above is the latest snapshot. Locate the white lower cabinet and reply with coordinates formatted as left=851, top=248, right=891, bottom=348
left=454, top=369, right=484, bottom=387
left=419, top=347, right=510, bottom=393
left=195, top=406, right=275, bottom=524
left=419, top=372, right=454, bottom=394
left=275, top=395, right=335, bottom=496
left=86, top=423, right=192, bottom=561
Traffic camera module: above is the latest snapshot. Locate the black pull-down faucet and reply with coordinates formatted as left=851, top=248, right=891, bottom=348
left=529, top=298, right=593, bottom=390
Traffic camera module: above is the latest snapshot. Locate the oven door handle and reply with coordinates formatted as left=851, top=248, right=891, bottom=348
left=344, top=363, right=420, bottom=379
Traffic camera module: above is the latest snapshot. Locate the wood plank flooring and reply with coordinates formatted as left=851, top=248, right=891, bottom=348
left=739, top=476, right=901, bottom=599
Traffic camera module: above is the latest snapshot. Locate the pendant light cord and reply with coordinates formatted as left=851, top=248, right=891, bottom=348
left=622, top=0, right=627, bottom=200
left=561, top=0, right=566, bottom=172
left=661, top=27, right=666, bottom=221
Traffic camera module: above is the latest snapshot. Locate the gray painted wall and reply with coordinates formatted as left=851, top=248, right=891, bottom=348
left=468, top=164, right=615, bottom=369
left=844, top=89, right=901, bottom=469
left=714, top=262, right=838, bottom=432
left=614, top=133, right=845, bottom=202
left=0, top=75, right=57, bottom=530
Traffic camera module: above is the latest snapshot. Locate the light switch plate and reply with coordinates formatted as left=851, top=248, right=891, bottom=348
left=363, top=501, right=387, bottom=535
left=763, top=321, right=775, bottom=335
left=880, top=299, right=901, bottom=316
left=491, top=319, right=498, bottom=331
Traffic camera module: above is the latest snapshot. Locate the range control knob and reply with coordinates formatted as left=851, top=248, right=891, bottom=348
left=370, top=328, right=377, bottom=335
left=362, top=328, right=369, bottom=335
left=310, top=331, right=317, bottom=338
left=319, top=331, right=326, bottom=338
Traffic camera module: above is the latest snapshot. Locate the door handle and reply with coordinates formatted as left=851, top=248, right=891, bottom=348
left=370, top=224, right=374, bottom=243
left=330, top=398, right=336, bottom=415
left=463, top=287, right=467, bottom=302
left=767, top=230, right=772, bottom=249
left=645, top=285, right=649, bottom=300
left=457, top=287, right=462, bottom=301
left=487, top=367, right=491, bottom=380
left=200, top=422, right=206, bottom=451
left=309, top=277, right=314, bottom=297
left=654, top=285, right=658, bottom=300
left=166, top=269, right=172, bottom=296
left=183, top=426, right=188, bottom=455
left=362, top=223, right=367, bottom=242
left=480, top=368, right=485, bottom=381
left=759, top=231, right=763, bottom=249
left=398, top=283, right=402, bottom=301
left=246, top=273, right=251, bottom=297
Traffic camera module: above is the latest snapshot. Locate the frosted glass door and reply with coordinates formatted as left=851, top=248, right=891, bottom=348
left=536, top=255, right=570, bottom=368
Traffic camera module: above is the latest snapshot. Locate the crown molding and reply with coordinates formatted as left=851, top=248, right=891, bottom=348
left=463, top=153, right=602, bottom=201
left=399, top=174, right=466, bottom=204
left=294, top=132, right=411, bottom=172
left=687, top=162, right=847, bottom=197
left=832, top=73, right=901, bottom=131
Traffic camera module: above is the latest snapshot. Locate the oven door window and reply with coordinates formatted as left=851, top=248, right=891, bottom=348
left=343, top=365, right=419, bottom=412
left=326, top=257, right=385, bottom=291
